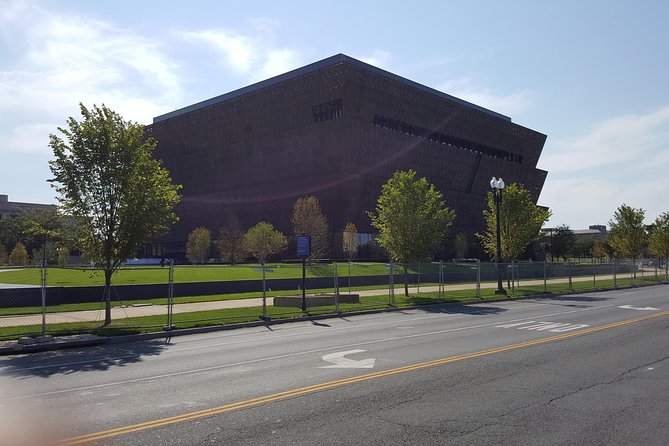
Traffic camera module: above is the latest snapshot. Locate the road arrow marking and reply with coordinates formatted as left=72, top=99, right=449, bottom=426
left=619, top=305, right=658, bottom=311
left=319, top=349, right=376, bottom=369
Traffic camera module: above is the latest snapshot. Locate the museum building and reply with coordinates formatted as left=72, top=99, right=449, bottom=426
left=147, top=54, right=548, bottom=258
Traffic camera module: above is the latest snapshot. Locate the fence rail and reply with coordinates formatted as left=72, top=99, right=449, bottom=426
left=0, top=259, right=667, bottom=340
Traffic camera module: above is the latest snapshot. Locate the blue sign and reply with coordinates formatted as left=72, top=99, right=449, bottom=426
left=297, top=235, right=312, bottom=257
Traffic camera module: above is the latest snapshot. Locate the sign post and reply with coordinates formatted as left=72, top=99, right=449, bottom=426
left=297, top=235, right=312, bottom=312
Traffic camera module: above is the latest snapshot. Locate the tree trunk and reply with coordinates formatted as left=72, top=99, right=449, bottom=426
left=103, top=269, right=113, bottom=326
left=403, top=263, right=409, bottom=297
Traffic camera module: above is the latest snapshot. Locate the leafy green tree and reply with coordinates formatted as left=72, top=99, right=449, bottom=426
left=648, top=211, right=669, bottom=276
left=243, top=222, right=287, bottom=265
left=186, top=227, right=212, bottom=264
left=8, top=242, right=29, bottom=266
left=574, top=237, right=595, bottom=259
left=607, top=204, right=646, bottom=269
left=368, top=170, right=456, bottom=296
left=342, top=222, right=358, bottom=293
left=57, top=246, right=70, bottom=265
left=218, top=223, right=247, bottom=264
left=592, top=240, right=609, bottom=261
left=478, top=183, right=551, bottom=262
left=551, top=224, right=575, bottom=261
left=454, top=233, right=469, bottom=259
left=0, top=214, right=22, bottom=253
left=0, top=243, right=7, bottom=265
left=292, top=195, right=330, bottom=261
left=342, top=222, right=358, bottom=261
left=49, top=103, right=181, bottom=325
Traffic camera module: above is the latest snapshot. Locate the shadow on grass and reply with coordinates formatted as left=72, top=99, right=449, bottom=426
left=0, top=339, right=167, bottom=378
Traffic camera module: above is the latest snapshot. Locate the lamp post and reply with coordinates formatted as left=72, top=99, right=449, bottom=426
left=490, top=177, right=506, bottom=295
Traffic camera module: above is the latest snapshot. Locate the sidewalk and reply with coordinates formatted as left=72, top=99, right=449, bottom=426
left=1, top=273, right=652, bottom=328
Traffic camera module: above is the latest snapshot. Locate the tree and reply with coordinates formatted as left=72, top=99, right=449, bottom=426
left=368, top=170, right=456, bottom=296
left=243, top=222, right=287, bottom=265
left=57, top=246, right=70, bottom=265
left=607, top=204, right=646, bottom=270
left=592, top=240, right=609, bottom=261
left=648, top=211, right=669, bottom=276
left=551, top=224, right=575, bottom=261
left=186, top=227, right=212, bottom=264
left=478, top=183, right=551, bottom=262
left=49, top=103, right=181, bottom=325
left=574, top=237, right=595, bottom=259
left=342, top=222, right=358, bottom=293
left=218, top=224, right=247, bottom=264
left=454, top=233, right=469, bottom=259
left=0, top=243, right=7, bottom=265
left=8, top=242, right=29, bottom=266
left=292, top=196, right=330, bottom=261
left=342, top=222, right=358, bottom=261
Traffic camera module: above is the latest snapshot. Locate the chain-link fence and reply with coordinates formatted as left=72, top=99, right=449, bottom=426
left=1, top=259, right=667, bottom=340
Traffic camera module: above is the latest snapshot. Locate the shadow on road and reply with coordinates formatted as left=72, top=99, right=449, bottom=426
left=0, top=340, right=167, bottom=378
left=417, top=303, right=509, bottom=316
left=523, top=294, right=611, bottom=308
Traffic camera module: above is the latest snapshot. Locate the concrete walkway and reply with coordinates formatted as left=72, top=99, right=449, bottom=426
left=2, top=272, right=662, bottom=328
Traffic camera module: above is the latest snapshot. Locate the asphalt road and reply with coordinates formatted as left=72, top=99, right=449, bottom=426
left=1, top=285, right=668, bottom=445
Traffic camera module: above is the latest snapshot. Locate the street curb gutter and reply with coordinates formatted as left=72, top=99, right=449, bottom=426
left=1, top=282, right=666, bottom=356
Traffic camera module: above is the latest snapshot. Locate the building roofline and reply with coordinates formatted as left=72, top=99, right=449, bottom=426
left=153, top=53, right=512, bottom=124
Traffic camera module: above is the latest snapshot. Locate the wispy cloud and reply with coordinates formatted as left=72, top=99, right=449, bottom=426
left=539, top=106, right=669, bottom=172
left=356, top=50, right=393, bottom=70
left=0, top=1, right=183, bottom=154
left=539, top=106, right=669, bottom=227
left=437, top=77, right=530, bottom=116
left=179, top=23, right=303, bottom=82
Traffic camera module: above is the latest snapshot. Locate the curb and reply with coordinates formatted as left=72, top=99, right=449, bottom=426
left=1, top=282, right=665, bottom=356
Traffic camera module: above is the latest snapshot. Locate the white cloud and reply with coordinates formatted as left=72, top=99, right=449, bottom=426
left=0, top=1, right=183, bottom=154
left=356, top=50, right=393, bottom=69
left=539, top=106, right=669, bottom=228
left=437, top=77, right=530, bottom=116
left=180, top=24, right=303, bottom=82
left=258, top=48, right=302, bottom=79
left=539, top=106, right=669, bottom=173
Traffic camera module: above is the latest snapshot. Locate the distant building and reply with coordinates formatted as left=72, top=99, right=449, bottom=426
left=0, top=194, right=54, bottom=218
left=148, top=54, right=548, bottom=258
left=542, top=225, right=607, bottom=242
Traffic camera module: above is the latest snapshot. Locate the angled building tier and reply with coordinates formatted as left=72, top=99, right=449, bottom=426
left=148, top=54, right=548, bottom=258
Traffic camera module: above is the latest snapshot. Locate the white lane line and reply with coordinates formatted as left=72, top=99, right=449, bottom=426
left=1, top=304, right=614, bottom=401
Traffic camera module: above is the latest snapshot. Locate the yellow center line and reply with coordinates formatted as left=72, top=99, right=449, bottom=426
left=57, top=309, right=669, bottom=445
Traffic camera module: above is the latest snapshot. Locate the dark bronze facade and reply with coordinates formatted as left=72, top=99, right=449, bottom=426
left=148, top=54, right=547, bottom=257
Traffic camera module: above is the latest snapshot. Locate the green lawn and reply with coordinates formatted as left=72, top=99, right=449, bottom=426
left=0, top=262, right=470, bottom=287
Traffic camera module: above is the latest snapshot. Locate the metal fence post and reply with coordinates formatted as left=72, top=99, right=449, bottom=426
left=593, top=257, right=596, bottom=289
left=262, top=263, right=268, bottom=320
left=333, top=261, right=340, bottom=313
left=41, top=263, right=47, bottom=338
left=437, top=260, right=444, bottom=299
left=511, top=261, right=516, bottom=294
left=389, top=258, right=395, bottom=306
left=476, top=259, right=481, bottom=299
left=613, top=258, right=617, bottom=288
left=167, top=261, right=174, bottom=330
left=348, top=259, right=352, bottom=294
left=543, top=260, right=547, bottom=294
left=568, top=262, right=573, bottom=292
left=417, top=262, right=421, bottom=294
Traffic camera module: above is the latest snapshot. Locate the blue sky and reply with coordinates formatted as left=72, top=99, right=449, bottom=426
left=1, top=0, right=668, bottom=229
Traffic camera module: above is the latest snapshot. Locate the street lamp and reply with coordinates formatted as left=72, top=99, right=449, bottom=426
left=490, top=177, right=506, bottom=295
